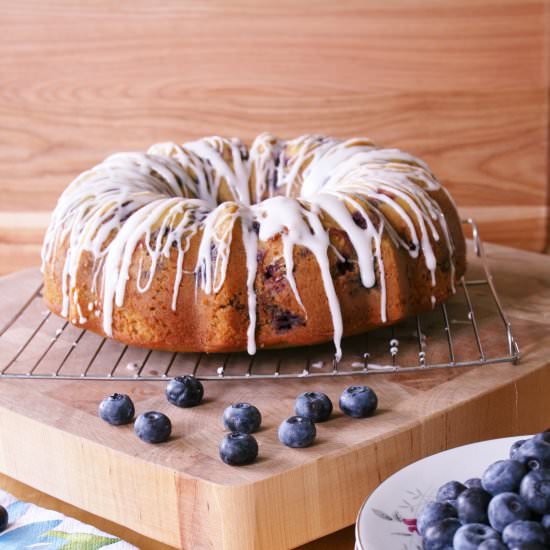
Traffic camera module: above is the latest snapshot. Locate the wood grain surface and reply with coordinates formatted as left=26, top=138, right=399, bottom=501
left=0, top=0, right=549, bottom=275
left=0, top=241, right=550, bottom=549
left=0, top=473, right=356, bottom=550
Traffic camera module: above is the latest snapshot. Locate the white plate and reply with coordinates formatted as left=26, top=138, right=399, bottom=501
left=355, top=435, right=529, bottom=550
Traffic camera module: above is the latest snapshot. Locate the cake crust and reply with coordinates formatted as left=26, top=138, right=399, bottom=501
left=42, top=135, right=466, bottom=357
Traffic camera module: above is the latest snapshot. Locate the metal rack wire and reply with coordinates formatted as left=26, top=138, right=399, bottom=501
left=0, top=220, right=520, bottom=381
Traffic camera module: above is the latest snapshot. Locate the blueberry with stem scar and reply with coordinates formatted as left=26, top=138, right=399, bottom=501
left=219, top=432, right=258, bottom=466
left=339, top=385, right=377, bottom=418
left=134, top=411, right=172, bottom=444
left=294, top=392, right=333, bottom=423
left=165, top=375, right=204, bottom=408
left=98, top=393, right=135, bottom=425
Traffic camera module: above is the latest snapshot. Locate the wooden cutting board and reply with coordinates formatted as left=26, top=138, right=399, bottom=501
left=0, top=241, right=549, bottom=550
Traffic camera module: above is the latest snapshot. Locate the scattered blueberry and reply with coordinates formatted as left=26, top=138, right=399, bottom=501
left=520, top=469, right=550, bottom=515
left=417, top=501, right=457, bottom=536
left=436, top=480, right=467, bottom=504
left=515, top=439, right=550, bottom=471
left=511, top=439, right=527, bottom=460
left=0, top=506, right=7, bottom=533
left=502, top=520, right=548, bottom=547
left=134, top=411, right=172, bottom=443
left=98, top=393, right=135, bottom=425
left=465, top=477, right=483, bottom=489
left=295, top=392, right=333, bottom=422
left=482, top=460, right=527, bottom=495
left=219, top=432, right=258, bottom=466
left=165, top=375, right=204, bottom=408
left=456, top=488, right=492, bottom=524
left=488, top=492, right=531, bottom=532
left=478, top=540, right=507, bottom=550
left=453, top=523, right=500, bottom=550
left=223, top=403, right=262, bottom=434
left=278, top=416, right=316, bottom=448
left=339, top=385, right=377, bottom=418
left=422, top=518, right=462, bottom=550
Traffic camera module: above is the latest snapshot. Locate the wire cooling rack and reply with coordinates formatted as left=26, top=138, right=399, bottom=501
left=0, top=220, right=520, bottom=381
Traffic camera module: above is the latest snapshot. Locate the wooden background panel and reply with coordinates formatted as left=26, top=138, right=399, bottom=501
left=0, top=0, right=548, bottom=275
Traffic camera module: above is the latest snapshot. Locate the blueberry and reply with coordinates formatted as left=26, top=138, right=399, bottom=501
left=478, top=540, right=507, bottom=550
left=508, top=543, right=548, bottom=550
left=502, top=520, right=548, bottom=547
left=436, top=480, right=467, bottom=504
left=422, top=518, right=461, bottom=550
left=541, top=514, right=550, bottom=532
left=456, top=487, right=492, bottom=524
left=0, top=505, right=7, bottom=533
left=338, top=385, right=377, bottom=418
left=519, top=469, right=550, bottom=515
left=515, top=439, right=550, bottom=471
left=98, top=393, right=135, bottom=425
left=488, top=492, right=531, bottom=532
left=219, top=432, right=258, bottom=466
left=134, top=411, right=171, bottom=443
left=453, top=523, right=500, bottom=550
left=511, top=439, right=527, bottom=459
left=223, top=403, right=262, bottom=434
left=533, top=432, right=550, bottom=445
left=278, top=416, right=316, bottom=448
left=295, top=391, right=333, bottom=422
left=165, top=375, right=204, bottom=408
left=482, top=459, right=527, bottom=495
left=272, top=310, right=305, bottom=331
left=465, top=477, right=483, bottom=489
left=417, top=501, right=457, bottom=536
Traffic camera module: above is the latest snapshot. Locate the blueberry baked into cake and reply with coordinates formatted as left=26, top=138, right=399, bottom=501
left=41, top=134, right=466, bottom=359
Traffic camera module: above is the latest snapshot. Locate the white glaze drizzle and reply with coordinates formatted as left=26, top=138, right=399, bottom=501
left=240, top=210, right=259, bottom=355
left=254, top=196, right=343, bottom=359
left=42, top=135, right=460, bottom=358
left=249, top=133, right=282, bottom=201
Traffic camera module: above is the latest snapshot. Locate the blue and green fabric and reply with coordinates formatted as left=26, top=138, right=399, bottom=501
left=0, top=490, right=137, bottom=549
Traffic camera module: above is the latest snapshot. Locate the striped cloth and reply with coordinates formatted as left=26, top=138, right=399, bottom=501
left=0, top=489, right=137, bottom=549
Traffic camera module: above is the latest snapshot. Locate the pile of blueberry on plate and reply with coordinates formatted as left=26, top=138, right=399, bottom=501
left=98, top=376, right=379, bottom=466
left=418, top=432, right=550, bottom=549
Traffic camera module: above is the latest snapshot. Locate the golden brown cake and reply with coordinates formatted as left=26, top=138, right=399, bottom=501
left=41, top=134, right=466, bottom=359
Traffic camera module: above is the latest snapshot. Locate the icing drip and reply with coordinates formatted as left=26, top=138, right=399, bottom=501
left=240, top=210, right=259, bottom=354
left=42, top=135, right=460, bottom=359
left=102, top=198, right=208, bottom=336
left=147, top=142, right=216, bottom=206
left=195, top=203, right=240, bottom=295
left=185, top=137, right=251, bottom=205
left=254, top=197, right=343, bottom=359
left=249, top=133, right=282, bottom=201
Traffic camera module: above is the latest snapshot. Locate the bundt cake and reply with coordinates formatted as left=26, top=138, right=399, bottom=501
left=41, top=134, right=466, bottom=360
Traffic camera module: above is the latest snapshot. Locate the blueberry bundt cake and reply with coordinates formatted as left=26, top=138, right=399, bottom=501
left=41, top=134, right=466, bottom=359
